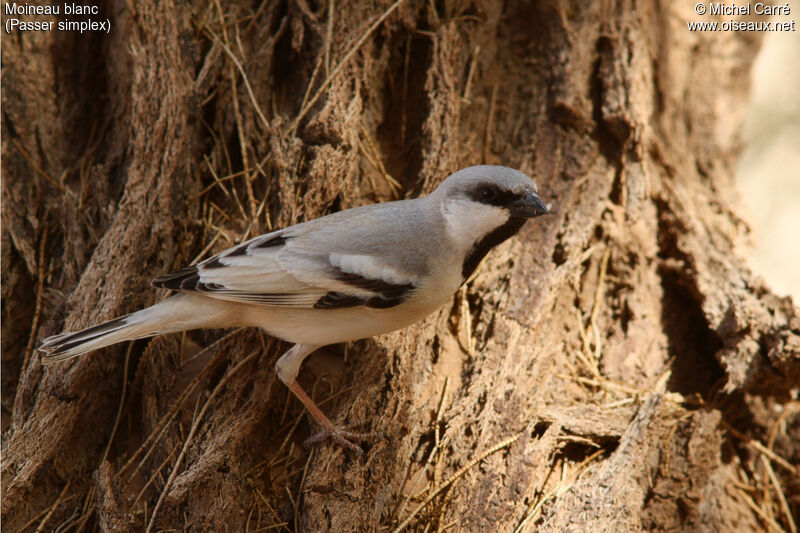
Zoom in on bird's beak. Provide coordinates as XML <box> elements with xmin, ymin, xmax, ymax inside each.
<box><xmin>510</xmin><ymin>190</ymin><xmax>549</xmax><ymax>218</ymax></box>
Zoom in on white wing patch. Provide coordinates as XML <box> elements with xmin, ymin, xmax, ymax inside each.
<box><xmin>329</xmin><ymin>253</ymin><xmax>416</xmax><ymax>286</ymax></box>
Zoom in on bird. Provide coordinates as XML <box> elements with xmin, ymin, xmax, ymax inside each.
<box><xmin>38</xmin><ymin>165</ymin><xmax>549</xmax><ymax>453</ymax></box>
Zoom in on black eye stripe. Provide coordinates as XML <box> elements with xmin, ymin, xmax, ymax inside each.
<box><xmin>468</xmin><ymin>185</ymin><xmax>521</xmax><ymax>207</ymax></box>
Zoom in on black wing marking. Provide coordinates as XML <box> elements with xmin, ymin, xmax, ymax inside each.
<box><xmin>313</xmin><ymin>292</ymin><xmax>365</xmax><ymax>309</ymax></box>
<box><xmin>227</xmin><ymin>245</ymin><xmax>249</xmax><ymax>257</ymax></box>
<box><xmin>254</xmin><ymin>234</ymin><xmax>287</xmax><ymax>248</ymax></box>
<box><xmin>203</xmin><ymin>234</ymin><xmax>288</xmax><ymax>269</ymax></box>
<box><xmin>151</xmin><ymin>268</ymin><xmax>226</xmax><ymax>292</ymax></box>
<box><xmin>152</xmin><ymin>232</ymin><xmax>291</xmax><ymax>288</ymax></box>
<box><xmin>313</xmin><ymin>267</ymin><xmax>416</xmax><ymax>309</ymax></box>
<box><xmin>151</xmin><ymin>266</ymin><xmax>200</xmax><ymax>290</ymax></box>
<box><xmin>203</xmin><ymin>257</ymin><xmax>225</xmax><ymax>269</ymax></box>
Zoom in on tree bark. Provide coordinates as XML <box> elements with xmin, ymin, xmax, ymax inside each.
<box><xmin>2</xmin><ymin>1</ymin><xmax>798</xmax><ymax>532</ymax></box>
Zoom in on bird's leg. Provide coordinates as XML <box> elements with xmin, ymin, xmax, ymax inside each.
<box><xmin>286</xmin><ymin>380</ymin><xmax>385</xmax><ymax>454</ymax></box>
<box><xmin>276</xmin><ymin>343</ymin><xmax>385</xmax><ymax>454</ymax></box>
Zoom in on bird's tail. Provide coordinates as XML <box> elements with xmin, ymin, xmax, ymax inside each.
<box><xmin>38</xmin><ymin>293</ymin><xmax>236</xmax><ymax>363</ymax></box>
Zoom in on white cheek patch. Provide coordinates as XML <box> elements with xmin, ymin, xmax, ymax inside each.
<box><xmin>441</xmin><ymin>197</ymin><xmax>510</xmax><ymax>249</ymax></box>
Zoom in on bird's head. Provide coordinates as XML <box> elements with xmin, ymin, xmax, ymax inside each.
<box><xmin>431</xmin><ymin>165</ymin><xmax>548</xmax><ymax>251</ymax></box>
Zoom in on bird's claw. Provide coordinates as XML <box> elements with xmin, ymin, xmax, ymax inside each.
<box><xmin>303</xmin><ymin>422</ymin><xmax>387</xmax><ymax>455</ymax></box>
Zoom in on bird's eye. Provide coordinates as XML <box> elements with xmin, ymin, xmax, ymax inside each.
<box><xmin>480</xmin><ymin>187</ymin><xmax>497</xmax><ymax>201</ymax></box>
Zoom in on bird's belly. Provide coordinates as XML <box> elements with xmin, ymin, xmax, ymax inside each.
<box><xmin>240</xmin><ymin>300</ymin><xmax>444</xmax><ymax>346</ymax></box>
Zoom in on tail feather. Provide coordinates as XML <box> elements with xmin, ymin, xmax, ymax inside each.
<box><xmin>38</xmin><ymin>314</ymin><xmax>136</xmax><ymax>362</ymax></box>
<box><xmin>37</xmin><ymin>293</ymin><xmax>236</xmax><ymax>364</ymax></box>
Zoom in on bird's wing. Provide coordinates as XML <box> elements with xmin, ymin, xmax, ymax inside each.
<box><xmin>151</xmin><ymin>208</ymin><xmax>424</xmax><ymax>309</ymax></box>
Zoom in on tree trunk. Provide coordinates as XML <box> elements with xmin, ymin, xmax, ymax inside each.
<box><xmin>3</xmin><ymin>1</ymin><xmax>798</xmax><ymax>531</ymax></box>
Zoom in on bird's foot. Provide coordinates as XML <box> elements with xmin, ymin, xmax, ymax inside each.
<box><xmin>303</xmin><ymin>422</ymin><xmax>386</xmax><ymax>455</ymax></box>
